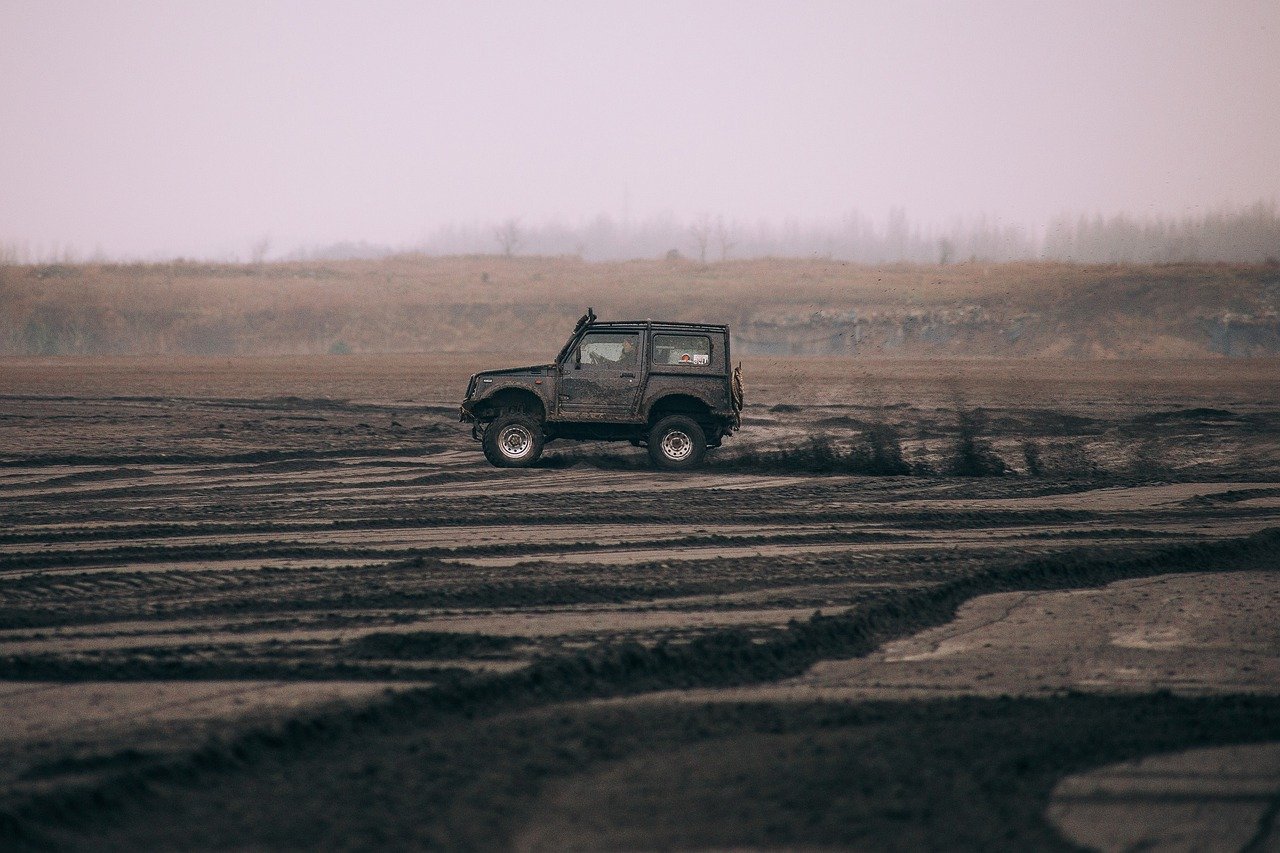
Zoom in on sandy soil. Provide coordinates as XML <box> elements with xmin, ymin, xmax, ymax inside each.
<box><xmin>622</xmin><ymin>569</ymin><xmax>1280</xmax><ymax>703</ymax></box>
<box><xmin>1</xmin><ymin>354</ymin><xmax>1278</xmax><ymax>849</ymax></box>
<box><xmin>1048</xmin><ymin>742</ymin><xmax>1280</xmax><ymax>851</ymax></box>
<box><xmin>0</xmin><ymin>679</ymin><xmax>421</xmax><ymax>802</ymax></box>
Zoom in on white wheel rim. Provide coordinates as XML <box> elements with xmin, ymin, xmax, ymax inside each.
<box><xmin>660</xmin><ymin>429</ymin><xmax>692</xmax><ymax>461</ymax></box>
<box><xmin>499</xmin><ymin>424</ymin><xmax>533</xmax><ymax>459</ymax></box>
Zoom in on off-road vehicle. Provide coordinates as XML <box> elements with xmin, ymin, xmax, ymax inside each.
<box><xmin>460</xmin><ymin>308</ymin><xmax>743</xmax><ymax>469</ymax></box>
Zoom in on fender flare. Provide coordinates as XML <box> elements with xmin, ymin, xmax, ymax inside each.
<box><xmin>643</xmin><ymin>391</ymin><xmax>717</xmax><ymax>423</ymax></box>
<box><xmin>471</xmin><ymin>384</ymin><xmax>547</xmax><ymax>420</ymax></box>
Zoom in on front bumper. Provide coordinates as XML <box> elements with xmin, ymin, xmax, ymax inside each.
<box><xmin>460</xmin><ymin>402</ymin><xmax>482</xmax><ymax>443</ymax></box>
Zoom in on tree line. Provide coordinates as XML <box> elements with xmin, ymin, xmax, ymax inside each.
<box><xmin>3</xmin><ymin>201</ymin><xmax>1276</xmax><ymax>266</ymax></box>
<box><xmin>305</xmin><ymin>202</ymin><xmax>1280</xmax><ymax>265</ymax></box>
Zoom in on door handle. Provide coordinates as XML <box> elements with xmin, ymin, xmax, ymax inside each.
<box><xmin>620</xmin><ymin>372</ymin><xmax>636</xmax><ymax>378</ymax></box>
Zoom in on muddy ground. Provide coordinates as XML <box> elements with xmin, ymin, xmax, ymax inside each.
<box><xmin>1</xmin><ymin>354</ymin><xmax>1278</xmax><ymax>850</ymax></box>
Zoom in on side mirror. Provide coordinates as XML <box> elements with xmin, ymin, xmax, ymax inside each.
<box><xmin>574</xmin><ymin>347</ymin><xmax>582</xmax><ymax>370</ymax></box>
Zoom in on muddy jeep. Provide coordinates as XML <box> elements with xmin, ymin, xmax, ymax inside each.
<box><xmin>460</xmin><ymin>308</ymin><xmax>743</xmax><ymax>469</ymax></box>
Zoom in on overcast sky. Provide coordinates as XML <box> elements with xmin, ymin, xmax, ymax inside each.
<box><xmin>2</xmin><ymin>0</ymin><xmax>1277</xmax><ymax>259</ymax></box>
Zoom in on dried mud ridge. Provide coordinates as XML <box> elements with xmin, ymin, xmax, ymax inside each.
<box><xmin>3</xmin><ymin>530</ymin><xmax>1279</xmax><ymax>849</ymax></box>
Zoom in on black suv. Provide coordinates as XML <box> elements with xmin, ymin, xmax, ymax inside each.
<box><xmin>461</xmin><ymin>308</ymin><xmax>743</xmax><ymax>469</ymax></box>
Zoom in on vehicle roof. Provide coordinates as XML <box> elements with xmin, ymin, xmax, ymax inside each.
<box><xmin>590</xmin><ymin>320</ymin><xmax>729</xmax><ymax>333</ymax></box>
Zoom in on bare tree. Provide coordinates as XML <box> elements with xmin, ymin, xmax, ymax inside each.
<box><xmin>248</xmin><ymin>235</ymin><xmax>272</xmax><ymax>265</ymax></box>
<box><xmin>494</xmin><ymin>218</ymin><xmax>522</xmax><ymax>257</ymax></box>
<box><xmin>0</xmin><ymin>240</ymin><xmax>27</xmax><ymax>265</ymax></box>
<box><xmin>713</xmin><ymin>216</ymin><xmax>737</xmax><ymax>261</ymax></box>
<box><xmin>938</xmin><ymin>238</ymin><xmax>954</xmax><ymax>265</ymax></box>
<box><xmin>689</xmin><ymin>213</ymin><xmax>712</xmax><ymax>263</ymax></box>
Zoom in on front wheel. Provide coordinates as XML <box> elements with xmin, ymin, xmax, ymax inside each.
<box><xmin>647</xmin><ymin>415</ymin><xmax>706</xmax><ymax>470</ymax></box>
<box><xmin>482</xmin><ymin>413</ymin><xmax>545</xmax><ymax>468</ymax></box>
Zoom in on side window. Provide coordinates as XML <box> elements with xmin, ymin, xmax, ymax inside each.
<box><xmin>577</xmin><ymin>332</ymin><xmax>639</xmax><ymax>369</ymax></box>
<box><xmin>653</xmin><ymin>334</ymin><xmax>711</xmax><ymax>366</ymax></box>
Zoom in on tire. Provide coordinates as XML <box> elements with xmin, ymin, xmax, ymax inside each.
<box><xmin>647</xmin><ymin>415</ymin><xmax>706</xmax><ymax>470</ymax></box>
<box><xmin>482</xmin><ymin>413</ymin><xmax>544</xmax><ymax>468</ymax></box>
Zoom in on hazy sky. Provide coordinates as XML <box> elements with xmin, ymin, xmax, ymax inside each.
<box><xmin>2</xmin><ymin>0</ymin><xmax>1277</xmax><ymax>259</ymax></box>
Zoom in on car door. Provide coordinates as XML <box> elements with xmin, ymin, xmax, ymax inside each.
<box><xmin>556</xmin><ymin>330</ymin><xmax>643</xmax><ymax>419</ymax></box>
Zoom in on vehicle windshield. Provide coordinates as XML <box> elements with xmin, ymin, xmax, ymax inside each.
<box><xmin>555</xmin><ymin>310</ymin><xmax>595</xmax><ymax>364</ymax></box>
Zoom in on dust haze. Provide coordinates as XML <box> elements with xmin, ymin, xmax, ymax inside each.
<box><xmin>2</xmin><ymin>0</ymin><xmax>1278</xmax><ymax>261</ymax></box>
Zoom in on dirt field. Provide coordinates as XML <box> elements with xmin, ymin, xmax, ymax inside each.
<box><xmin>2</xmin><ymin>354</ymin><xmax>1278</xmax><ymax>850</ymax></box>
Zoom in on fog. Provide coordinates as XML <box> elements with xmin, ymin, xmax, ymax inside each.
<box><xmin>2</xmin><ymin>0</ymin><xmax>1277</xmax><ymax>262</ymax></box>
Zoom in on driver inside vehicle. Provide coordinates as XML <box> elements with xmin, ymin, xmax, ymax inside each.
<box><xmin>617</xmin><ymin>337</ymin><xmax>637</xmax><ymax>366</ymax></box>
<box><xmin>588</xmin><ymin>336</ymin><xmax>638</xmax><ymax>366</ymax></box>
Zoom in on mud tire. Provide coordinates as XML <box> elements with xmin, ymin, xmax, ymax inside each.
<box><xmin>482</xmin><ymin>413</ymin><xmax>545</xmax><ymax>468</ymax></box>
<box><xmin>648</xmin><ymin>415</ymin><xmax>706</xmax><ymax>470</ymax></box>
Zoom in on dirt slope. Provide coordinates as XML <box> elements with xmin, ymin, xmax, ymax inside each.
<box><xmin>2</xmin><ymin>257</ymin><xmax>1277</xmax><ymax>357</ymax></box>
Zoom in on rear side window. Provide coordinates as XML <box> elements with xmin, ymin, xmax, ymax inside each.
<box><xmin>653</xmin><ymin>334</ymin><xmax>711</xmax><ymax>366</ymax></box>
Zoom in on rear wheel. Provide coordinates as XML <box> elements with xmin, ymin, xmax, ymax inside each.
<box><xmin>482</xmin><ymin>413</ymin><xmax>544</xmax><ymax>468</ymax></box>
<box><xmin>648</xmin><ymin>415</ymin><xmax>706</xmax><ymax>470</ymax></box>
